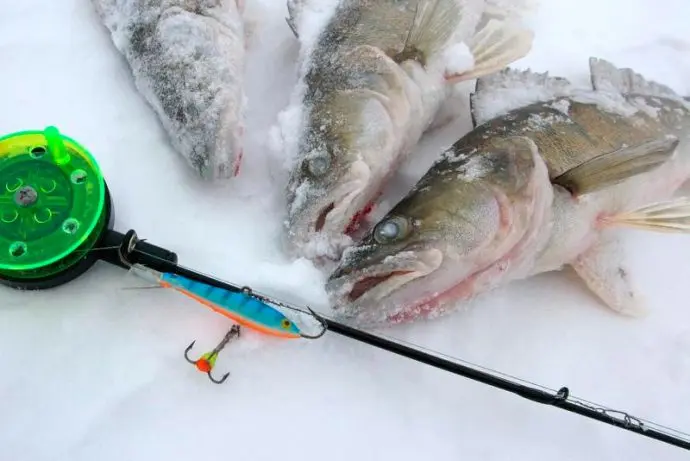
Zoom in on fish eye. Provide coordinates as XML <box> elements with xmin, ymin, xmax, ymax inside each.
<box><xmin>306</xmin><ymin>155</ymin><xmax>330</xmax><ymax>177</ymax></box>
<box><xmin>280</xmin><ymin>319</ymin><xmax>292</xmax><ymax>329</ymax></box>
<box><xmin>373</xmin><ymin>216</ymin><xmax>410</xmax><ymax>244</ymax></box>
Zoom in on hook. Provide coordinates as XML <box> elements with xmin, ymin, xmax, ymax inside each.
<box><xmin>184</xmin><ymin>325</ymin><xmax>241</xmax><ymax>384</ymax></box>
<box><xmin>299</xmin><ymin>307</ymin><xmax>328</xmax><ymax>339</ymax></box>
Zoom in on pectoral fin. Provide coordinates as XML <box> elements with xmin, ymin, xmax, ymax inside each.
<box><xmin>570</xmin><ymin>236</ymin><xmax>646</xmax><ymax>317</ymax></box>
<box><xmin>553</xmin><ymin>136</ymin><xmax>680</xmax><ymax>196</ymax></box>
<box><xmin>600</xmin><ymin>196</ymin><xmax>690</xmax><ymax>233</ymax></box>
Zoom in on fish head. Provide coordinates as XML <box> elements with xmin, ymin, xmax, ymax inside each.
<box><xmin>326</xmin><ymin>136</ymin><xmax>553</xmax><ymax>326</ymax></box>
<box><xmin>285</xmin><ymin>88</ymin><xmax>396</xmax><ymax>259</ymax></box>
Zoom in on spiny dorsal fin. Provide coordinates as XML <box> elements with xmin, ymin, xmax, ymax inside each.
<box><xmin>469</xmin><ymin>92</ymin><xmax>479</xmax><ymax>128</ymax></box>
<box><xmin>469</xmin><ymin>67</ymin><xmax>572</xmax><ymax>126</ymax></box>
<box><xmin>589</xmin><ymin>57</ymin><xmax>681</xmax><ymax>100</ymax></box>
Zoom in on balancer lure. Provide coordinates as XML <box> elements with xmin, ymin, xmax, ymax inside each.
<box><xmin>128</xmin><ymin>263</ymin><xmax>326</xmax><ymax>383</ymax></box>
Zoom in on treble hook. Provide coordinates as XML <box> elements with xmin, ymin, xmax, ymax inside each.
<box><xmin>299</xmin><ymin>307</ymin><xmax>329</xmax><ymax>339</ymax></box>
<box><xmin>184</xmin><ymin>325</ymin><xmax>241</xmax><ymax>384</ymax></box>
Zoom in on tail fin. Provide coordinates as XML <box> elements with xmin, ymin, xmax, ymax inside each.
<box><xmin>601</xmin><ymin>197</ymin><xmax>690</xmax><ymax>233</ymax></box>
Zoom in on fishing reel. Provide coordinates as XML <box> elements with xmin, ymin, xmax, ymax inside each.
<box><xmin>0</xmin><ymin>126</ymin><xmax>178</xmax><ymax>290</ymax></box>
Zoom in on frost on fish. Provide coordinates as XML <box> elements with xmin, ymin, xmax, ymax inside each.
<box><xmin>470</xmin><ymin>58</ymin><xmax>690</xmax><ymax>129</ymax></box>
<box><xmin>325</xmin><ymin>56</ymin><xmax>690</xmax><ymax>327</ymax></box>
<box><xmin>468</xmin><ymin>67</ymin><xmax>640</xmax><ymax>126</ymax></box>
<box><xmin>91</xmin><ymin>0</ymin><xmax>246</xmax><ymax>180</ymax></box>
<box><xmin>280</xmin><ymin>0</ymin><xmax>538</xmax><ymax>261</ymax></box>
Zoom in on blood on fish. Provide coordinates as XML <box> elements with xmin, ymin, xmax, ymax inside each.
<box><xmin>345</xmin><ymin>199</ymin><xmax>377</xmax><ymax>235</ymax></box>
<box><xmin>233</xmin><ymin>125</ymin><xmax>245</xmax><ymax>176</ymax></box>
<box><xmin>233</xmin><ymin>149</ymin><xmax>243</xmax><ymax>176</ymax></box>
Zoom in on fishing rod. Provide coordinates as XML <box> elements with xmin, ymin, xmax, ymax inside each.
<box><xmin>107</xmin><ymin>228</ymin><xmax>690</xmax><ymax>453</ymax></box>
<box><xmin>1</xmin><ymin>126</ymin><xmax>689</xmax><ymax>452</ymax></box>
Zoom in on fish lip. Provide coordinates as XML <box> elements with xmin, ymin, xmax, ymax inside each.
<box><xmin>347</xmin><ymin>270</ymin><xmax>413</xmax><ymax>302</ymax></box>
<box><xmin>327</xmin><ymin>248</ymin><xmax>444</xmax><ymax>318</ymax></box>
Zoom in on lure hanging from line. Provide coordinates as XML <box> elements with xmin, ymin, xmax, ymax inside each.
<box><xmin>126</xmin><ymin>263</ymin><xmax>326</xmax><ymax>383</ymax></box>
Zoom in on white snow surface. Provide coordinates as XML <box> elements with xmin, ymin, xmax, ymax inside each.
<box><xmin>2</xmin><ymin>1</ymin><xmax>690</xmax><ymax>460</ymax></box>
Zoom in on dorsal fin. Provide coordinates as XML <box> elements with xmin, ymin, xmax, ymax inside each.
<box><xmin>469</xmin><ymin>67</ymin><xmax>573</xmax><ymax>126</ymax></box>
<box><xmin>589</xmin><ymin>57</ymin><xmax>681</xmax><ymax>100</ymax></box>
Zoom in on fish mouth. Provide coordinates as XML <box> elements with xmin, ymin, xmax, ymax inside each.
<box><xmin>315</xmin><ymin>202</ymin><xmax>335</xmax><ymax>232</ymax></box>
<box><xmin>327</xmin><ymin>248</ymin><xmax>444</xmax><ymax>322</ymax></box>
<box><xmin>348</xmin><ymin>270</ymin><xmax>413</xmax><ymax>302</ymax></box>
<box><xmin>286</xmin><ymin>160</ymin><xmax>376</xmax><ymax>260</ymax></box>
<box><xmin>302</xmin><ymin>160</ymin><xmax>373</xmax><ymax>236</ymax></box>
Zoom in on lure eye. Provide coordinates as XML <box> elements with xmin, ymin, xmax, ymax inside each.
<box><xmin>373</xmin><ymin>216</ymin><xmax>410</xmax><ymax>244</ymax></box>
<box><xmin>280</xmin><ymin>319</ymin><xmax>292</xmax><ymax>329</ymax></box>
<box><xmin>306</xmin><ymin>155</ymin><xmax>330</xmax><ymax>177</ymax></box>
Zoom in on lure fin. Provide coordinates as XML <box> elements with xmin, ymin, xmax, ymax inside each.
<box><xmin>116</xmin><ymin>264</ymin><xmax>166</xmax><ymax>293</ymax></box>
<box><xmin>552</xmin><ymin>136</ymin><xmax>680</xmax><ymax>196</ymax></box>
<box><xmin>600</xmin><ymin>196</ymin><xmax>690</xmax><ymax>233</ymax></box>
<box><xmin>445</xmin><ymin>18</ymin><xmax>534</xmax><ymax>84</ymax></box>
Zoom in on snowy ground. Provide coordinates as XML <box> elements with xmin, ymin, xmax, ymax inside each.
<box><xmin>2</xmin><ymin>0</ymin><xmax>690</xmax><ymax>460</ymax></box>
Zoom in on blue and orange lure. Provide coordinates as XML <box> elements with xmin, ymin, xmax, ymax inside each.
<box><xmin>129</xmin><ymin>264</ymin><xmax>326</xmax><ymax>383</ymax></box>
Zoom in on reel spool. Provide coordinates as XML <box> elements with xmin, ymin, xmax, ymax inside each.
<box><xmin>0</xmin><ymin>126</ymin><xmax>114</xmax><ymax>289</ymax></box>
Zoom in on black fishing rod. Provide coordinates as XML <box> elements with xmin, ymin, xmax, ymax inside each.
<box><xmin>103</xmin><ymin>229</ymin><xmax>690</xmax><ymax>453</ymax></box>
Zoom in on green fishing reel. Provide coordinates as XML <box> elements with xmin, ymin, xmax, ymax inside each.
<box><xmin>0</xmin><ymin>126</ymin><xmax>115</xmax><ymax>289</ymax></box>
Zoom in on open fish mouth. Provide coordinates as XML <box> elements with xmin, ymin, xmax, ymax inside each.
<box><xmin>327</xmin><ymin>248</ymin><xmax>444</xmax><ymax>320</ymax></box>
<box><xmin>313</xmin><ymin>173</ymin><xmax>373</xmax><ymax>235</ymax></box>
<box><xmin>314</xmin><ymin>195</ymin><xmax>377</xmax><ymax>235</ymax></box>
<box><xmin>315</xmin><ymin>202</ymin><xmax>335</xmax><ymax>232</ymax></box>
<box><xmin>347</xmin><ymin>270</ymin><xmax>414</xmax><ymax>302</ymax></box>
<box><xmin>287</xmin><ymin>161</ymin><xmax>380</xmax><ymax>261</ymax></box>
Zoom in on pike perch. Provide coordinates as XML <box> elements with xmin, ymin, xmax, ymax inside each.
<box><xmin>92</xmin><ymin>0</ymin><xmax>246</xmax><ymax>180</ymax></box>
<box><xmin>326</xmin><ymin>57</ymin><xmax>690</xmax><ymax>326</ymax></box>
<box><xmin>280</xmin><ymin>0</ymin><xmax>536</xmax><ymax>260</ymax></box>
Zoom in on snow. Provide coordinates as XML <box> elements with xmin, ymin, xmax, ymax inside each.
<box><xmin>1</xmin><ymin>0</ymin><xmax>690</xmax><ymax>460</ymax></box>
<box><xmin>442</xmin><ymin>42</ymin><xmax>475</xmax><ymax>76</ymax></box>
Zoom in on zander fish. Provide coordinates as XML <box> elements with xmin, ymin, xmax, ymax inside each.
<box><xmin>92</xmin><ymin>0</ymin><xmax>246</xmax><ymax>180</ymax></box>
<box><xmin>325</xmin><ymin>57</ymin><xmax>690</xmax><ymax>326</ymax></box>
<box><xmin>279</xmin><ymin>0</ymin><xmax>536</xmax><ymax>260</ymax></box>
